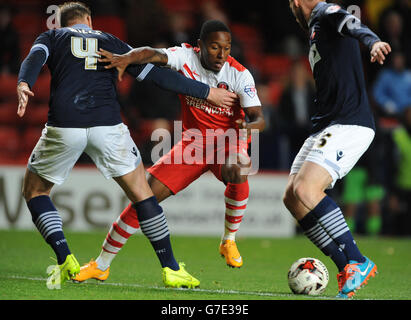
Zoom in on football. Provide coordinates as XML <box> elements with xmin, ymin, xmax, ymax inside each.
<box><xmin>287</xmin><ymin>257</ymin><xmax>329</xmax><ymax>295</ymax></box>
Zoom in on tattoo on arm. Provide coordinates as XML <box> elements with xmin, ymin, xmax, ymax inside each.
<box><xmin>130</xmin><ymin>47</ymin><xmax>168</xmax><ymax>65</ymax></box>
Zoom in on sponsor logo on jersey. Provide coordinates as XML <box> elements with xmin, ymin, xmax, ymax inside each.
<box><xmin>185</xmin><ymin>96</ymin><xmax>234</xmax><ymax>117</ymax></box>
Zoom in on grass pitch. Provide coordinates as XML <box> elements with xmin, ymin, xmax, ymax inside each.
<box><xmin>1</xmin><ymin>230</ymin><xmax>411</xmax><ymax>300</ymax></box>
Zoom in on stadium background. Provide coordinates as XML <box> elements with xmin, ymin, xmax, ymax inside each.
<box><xmin>0</xmin><ymin>0</ymin><xmax>410</xmax><ymax>238</ymax></box>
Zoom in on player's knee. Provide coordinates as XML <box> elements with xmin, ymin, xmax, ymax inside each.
<box><xmin>21</xmin><ymin>185</ymin><xmax>30</xmax><ymax>202</ymax></box>
<box><xmin>22</xmin><ymin>182</ymin><xmax>45</xmax><ymax>202</ymax></box>
<box><xmin>147</xmin><ymin>174</ymin><xmax>172</xmax><ymax>202</ymax></box>
<box><xmin>222</xmin><ymin>163</ymin><xmax>247</xmax><ymax>184</ymax></box>
<box><xmin>293</xmin><ymin>179</ymin><xmax>315</xmax><ymax>205</ymax></box>
<box><xmin>282</xmin><ymin>187</ymin><xmax>294</xmax><ymax>210</ymax></box>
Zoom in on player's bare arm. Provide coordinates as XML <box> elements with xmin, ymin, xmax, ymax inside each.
<box><xmin>98</xmin><ymin>47</ymin><xmax>167</xmax><ymax>81</ymax></box>
<box><xmin>371</xmin><ymin>41</ymin><xmax>392</xmax><ymax>65</ymax></box>
<box><xmin>236</xmin><ymin>106</ymin><xmax>265</xmax><ymax>140</ymax></box>
<box><xmin>16</xmin><ymin>81</ymin><xmax>34</xmax><ymax>117</ymax></box>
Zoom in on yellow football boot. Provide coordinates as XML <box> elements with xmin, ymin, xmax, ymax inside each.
<box><xmin>219</xmin><ymin>239</ymin><xmax>243</xmax><ymax>268</ymax></box>
<box><xmin>72</xmin><ymin>260</ymin><xmax>110</xmax><ymax>282</ymax></box>
<box><xmin>47</xmin><ymin>254</ymin><xmax>80</xmax><ymax>289</ymax></box>
<box><xmin>162</xmin><ymin>262</ymin><xmax>200</xmax><ymax>289</ymax></box>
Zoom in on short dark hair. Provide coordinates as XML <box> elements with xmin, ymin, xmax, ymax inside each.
<box><xmin>59</xmin><ymin>2</ymin><xmax>91</xmax><ymax>27</ymax></box>
<box><xmin>199</xmin><ymin>20</ymin><xmax>231</xmax><ymax>42</ymax></box>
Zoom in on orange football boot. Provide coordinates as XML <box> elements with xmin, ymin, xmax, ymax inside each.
<box><xmin>72</xmin><ymin>260</ymin><xmax>110</xmax><ymax>282</ymax></box>
<box><xmin>219</xmin><ymin>239</ymin><xmax>243</xmax><ymax>268</ymax></box>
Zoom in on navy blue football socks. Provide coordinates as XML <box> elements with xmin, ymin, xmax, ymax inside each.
<box><xmin>299</xmin><ymin>211</ymin><xmax>348</xmax><ymax>271</ymax></box>
<box><xmin>133</xmin><ymin>196</ymin><xmax>180</xmax><ymax>271</ymax></box>
<box><xmin>27</xmin><ymin>195</ymin><xmax>71</xmax><ymax>264</ymax></box>
<box><xmin>310</xmin><ymin>196</ymin><xmax>366</xmax><ymax>264</ymax></box>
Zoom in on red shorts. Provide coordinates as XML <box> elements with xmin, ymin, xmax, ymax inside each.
<box><xmin>147</xmin><ymin>138</ymin><xmax>249</xmax><ymax>194</ymax></box>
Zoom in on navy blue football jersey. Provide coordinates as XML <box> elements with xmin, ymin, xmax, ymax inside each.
<box><xmin>307</xmin><ymin>2</ymin><xmax>380</xmax><ymax>134</ymax></box>
<box><xmin>30</xmin><ymin>24</ymin><xmax>149</xmax><ymax>128</ymax></box>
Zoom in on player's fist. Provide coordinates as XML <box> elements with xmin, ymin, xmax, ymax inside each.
<box><xmin>235</xmin><ymin>119</ymin><xmax>247</xmax><ymax>129</ymax></box>
<box><xmin>207</xmin><ymin>88</ymin><xmax>238</xmax><ymax>109</ymax></box>
<box><xmin>371</xmin><ymin>42</ymin><xmax>391</xmax><ymax>65</ymax></box>
<box><xmin>17</xmin><ymin>81</ymin><xmax>34</xmax><ymax>118</ymax></box>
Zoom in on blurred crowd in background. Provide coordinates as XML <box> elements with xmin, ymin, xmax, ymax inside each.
<box><xmin>0</xmin><ymin>0</ymin><xmax>410</xmax><ymax>237</ymax></box>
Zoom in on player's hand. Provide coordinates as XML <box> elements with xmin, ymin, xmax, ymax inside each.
<box><xmin>235</xmin><ymin>119</ymin><xmax>250</xmax><ymax>140</ymax></box>
<box><xmin>371</xmin><ymin>42</ymin><xmax>391</xmax><ymax>65</ymax></box>
<box><xmin>17</xmin><ymin>81</ymin><xmax>34</xmax><ymax>118</ymax></box>
<box><xmin>236</xmin><ymin>119</ymin><xmax>247</xmax><ymax>129</ymax></box>
<box><xmin>97</xmin><ymin>48</ymin><xmax>131</xmax><ymax>81</ymax></box>
<box><xmin>207</xmin><ymin>88</ymin><xmax>238</xmax><ymax>109</ymax></box>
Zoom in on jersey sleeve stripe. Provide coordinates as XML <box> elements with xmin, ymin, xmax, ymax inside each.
<box><xmin>30</xmin><ymin>44</ymin><xmax>49</xmax><ymax>65</ymax></box>
<box><xmin>136</xmin><ymin>63</ymin><xmax>154</xmax><ymax>82</ymax></box>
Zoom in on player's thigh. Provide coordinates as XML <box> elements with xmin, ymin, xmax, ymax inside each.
<box><xmin>27</xmin><ymin>125</ymin><xmax>87</xmax><ymax>186</ymax></box>
<box><xmin>85</xmin><ymin>123</ymin><xmax>141</xmax><ymax>180</ymax></box>
<box><xmin>147</xmin><ymin>140</ymin><xmax>208</xmax><ymax>195</ymax></box>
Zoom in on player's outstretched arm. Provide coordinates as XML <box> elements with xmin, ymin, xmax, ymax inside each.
<box><xmin>98</xmin><ymin>47</ymin><xmax>167</xmax><ymax>81</ymax></box>
<box><xmin>136</xmin><ymin>65</ymin><xmax>237</xmax><ymax>109</ymax></box>
<box><xmin>324</xmin><ymin>6</ymin><xmax>392</xmax><ymax>64</ymax></box>
<box><xmin>341</xmin><ymin>23</ymin><xmax>391</xmax><ymax>65</ymax></box>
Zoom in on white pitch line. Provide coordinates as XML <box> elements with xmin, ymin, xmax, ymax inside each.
<box><xmin>4</xmin><ymin>274</ymin><xmax>337</xmax><ymax>300</ymax></box>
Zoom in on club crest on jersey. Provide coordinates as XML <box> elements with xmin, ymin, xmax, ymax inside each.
<box><xmin>244</xmin><ymin>85</ymin><xmax>256</xmax><ymax>98</ymax></box>
<box><xmin>217</xmin><ymin>82</ymin><xmax>229</xmax><ymax>90</ymax></box>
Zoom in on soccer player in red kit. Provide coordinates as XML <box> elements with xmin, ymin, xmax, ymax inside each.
<box><xmin>74</xmin><ymin>20</ymin><xmax>265</xmax><ymax>283</ymax></box>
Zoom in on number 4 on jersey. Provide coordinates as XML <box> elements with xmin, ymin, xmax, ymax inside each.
<box><xmin>71</xmin><ymin>36</ymin><xmax>98</xmax><ymax>70</ymax></box>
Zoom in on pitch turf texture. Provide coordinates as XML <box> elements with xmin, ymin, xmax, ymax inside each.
<box><xmin>1</xmin><ymin>230</ymin><xmax>410</xmax><ymax>300</ymax></box>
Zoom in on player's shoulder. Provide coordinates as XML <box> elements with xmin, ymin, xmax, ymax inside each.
<box><xmin>225</xmin><ymin>55</ymin><xmax>247</xmax><ymax>73</ymax></box>
<box><xmin>166</xmin><ymin>43</ymin><xmax>200</xmax><ymax>62</ymax></box>
<box><xmin>170</xmin><ymin>43</ymin><xmax>198</xmax><ymax>54</ymax></box>
<box><xmin>36</xmin><ymin>28</ymin><xmax>56</xmax><ymax>39</ymax></box>
<box><xmin>315</xmin><ymin>2</ymin><xmax>343</xmax><ymax>18</ymax></box>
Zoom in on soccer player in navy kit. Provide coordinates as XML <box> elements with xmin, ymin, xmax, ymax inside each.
<box><xmin>285</xmin><ymin>0</ymin><xmax>391</xmax><ymax>298</ymax></box>
<box><xmin>16</xmin><ymin>2</ymin><xmax>236</xmax><ymax>288</ymax></box>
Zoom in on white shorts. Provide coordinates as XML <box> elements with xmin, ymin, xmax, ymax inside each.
<box><xmin>28</xmin><ymin>123</ymin><xmax>141</xmax><ymax>185</ymax></box>
<box><xmin>290</xmin><ymin>124</ymin><xmax>375</xmax><ymax>189</ymax></box>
